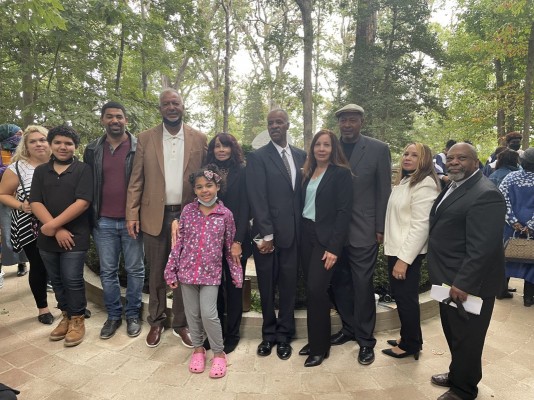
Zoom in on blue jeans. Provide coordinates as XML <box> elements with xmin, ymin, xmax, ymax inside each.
<box><xmin>39</xmin><ymin>250</ymin><xmax>87</xmax><ymax>316</ymax></box>
<box><xmin>93</xmin><ymin>217</ymin><xmax>145</xmax><ymax>319</ymax></box>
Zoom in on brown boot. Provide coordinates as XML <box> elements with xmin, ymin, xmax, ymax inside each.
<box><xmin>64</xmin><ymin>315</ymin><xmax>85</xmax><ymax>347</ymax></box>
<box><xmin>50</xmin><ymin>311</ymin><xmax>69</xmax><ymax>341</ymax></box>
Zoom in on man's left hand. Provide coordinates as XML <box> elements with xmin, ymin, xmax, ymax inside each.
<box><xmin>449</xmin><ymin>285</ymin><xmax>468</xmax><ymax>303</ymax></box>
<box><xmin>376</xmin><ymin>232</ymin><xmax>384</xmax><ymax>244</ymax></box>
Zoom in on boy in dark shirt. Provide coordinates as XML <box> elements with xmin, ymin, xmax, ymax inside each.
<box><xmin>30</xmin><ymin>125</ymin><xmax>93</xmax><ymax>347</ymax></box>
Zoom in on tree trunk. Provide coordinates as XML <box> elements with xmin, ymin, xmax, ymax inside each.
<box><xmin>523</xmin><ymin>21</ymin><xmax>534</xmax><ymax>149</ymax></box>
<box><xmin>296</xmin><ymin>0</ymin><xmax>313</xmax><ymax>149</ymax></box>
<box><xmin>221</xmin><ymin>0</ymin><xmax>232</xmax><ymax>133</ymax></box>
<box><xmin>140</xmin><ymin>0</ymin><xmax>148</xmax><ymax>97</ymax></box>
<box><xmin>115</xmin><ymin>21</ymin><xmax>126</xmax><ymax>95</ymax></box>
<box><xmin>494</xmin><ymin>59</ymin><xmax>506</xmax><ymax>139</ymax></box>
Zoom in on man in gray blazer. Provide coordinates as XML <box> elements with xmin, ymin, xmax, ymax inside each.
<box><xmin>427</xmin><ymin>143</ymin><xmax>505</xmax><ymax>400</ymax></box>
<box><xmin>330</xmin><ymin>104</ymin><xmax>391</xmax><ymax>365</ymax></box>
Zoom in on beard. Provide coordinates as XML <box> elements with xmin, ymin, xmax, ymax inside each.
<box><xmin>447</xmin><ymin>171</ymin><xmax>465</xmax><ymax>181</ymax></box>
<box><xmin>163</xmin><ymin>117</ymin><xmax>182</xmax><ymax>127</ymax></box>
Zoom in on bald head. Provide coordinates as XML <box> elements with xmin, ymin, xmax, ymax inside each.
<box><xmin>446</xmin><ymin>143</ymin><xmax>479</xmax><ymax>182</ymax></box>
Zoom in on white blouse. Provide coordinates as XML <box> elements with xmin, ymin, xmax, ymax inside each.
<box><xmin>383</xmin><ymin>175</ymin><xmax>440</xmax><ymax>264</ymax></box>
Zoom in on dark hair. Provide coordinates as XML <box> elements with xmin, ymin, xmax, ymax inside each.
<box><xmin>302</xmin><ymin>129</ymin><xmax>350</xmax><ymax>181</ymax></box>
<box><xmin>496</xmin><ymin>149</ymin><xmax>519</xmax><ymax>170</ymax></box>
<box><xmin>47</xmin><ymin>125</ymin><xmax>80</xmax><ymax>147</ymax></box>
<box><xmin>206</xmin><ymin>133</ymin><xmax>244</xmax><ymax>167</ymax></box>
<box><xmin>521</xmin><ymin>157</ymin><xmax>534</xmax><ymax>172</ymax></box>
<box><xmin>189</xmin><ymin>164</ymin><xmax>226</xmax><ymax>194</ymax></box>
<box><xmin>493</xmin><ymin>146</ymin><xmax>507</xmax><ymax>157</ymax></box>
<box><xmin>445</xmin><ymin>139</ymin><xmax>457</xmax><ymax>150</ymax></box>
<box><xmin>101</xmin><ymin>101</ymin><xmax>127</xmax><ymax>118</ymax></box>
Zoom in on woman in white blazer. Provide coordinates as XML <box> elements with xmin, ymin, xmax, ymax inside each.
<box><xmin>382</xmin><ymin>143</ymin><xmax>440</xmax><ymax>359</ymax></box>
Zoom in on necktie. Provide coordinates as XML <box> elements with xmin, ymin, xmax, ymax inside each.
<box><xmin>281</xmin><ymin>149</ymin><xmax>292</xmax><ymax>181</ymax></box>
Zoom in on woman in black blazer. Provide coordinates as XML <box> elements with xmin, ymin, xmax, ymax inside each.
<box><xmin>206</xmin><ymin>133</ymin><xmax>251</xmax><ymax>353</ymax></box>
<box><xmin>299</xmin><ymin>129</ymin><xmax>353</xmax><ymax>367</ymax></box>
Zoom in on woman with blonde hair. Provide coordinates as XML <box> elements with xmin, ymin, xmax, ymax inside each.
<box><xmin>0</xmin><ymin>125</ymin><xmax>54</xmax><ymax>324</ymax></box>
<box><xmin>382</xmin><ymin>142</ymin><xmax>440</xmax><ymax>359</ymax></box>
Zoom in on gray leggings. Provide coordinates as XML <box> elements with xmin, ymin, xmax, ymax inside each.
<box><xmin>181</xmin><ymin>284</ymin><xmax>224</xmax><ymax>353</ymax></box>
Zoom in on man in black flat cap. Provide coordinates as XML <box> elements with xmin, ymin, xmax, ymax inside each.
<box><xmin>329</xmin><ymin>103</ymin><xmax>392</xmax><ymax>366</ymax></box>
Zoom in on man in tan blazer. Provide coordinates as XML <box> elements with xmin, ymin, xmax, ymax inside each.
<box><xmin>126</xmin><ymin>88</ymin><xmax>207</xmax><ymax>348</ymax></box>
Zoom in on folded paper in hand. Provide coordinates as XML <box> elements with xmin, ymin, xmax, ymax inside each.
<box><xmin>430</xmin><ymin>284</ymin><xmax>483</xmax><ymax>315</ymax></box>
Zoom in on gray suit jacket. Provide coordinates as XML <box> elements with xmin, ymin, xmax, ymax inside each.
<box><xmin>346</xmin><ymin>135</ymin><xmax>391</xmax><ymax>247</ymax></box>
<box><xmin>427</xmin><ymin>171</ymin><xmax>506</xmax><ymax>297</ymax></box>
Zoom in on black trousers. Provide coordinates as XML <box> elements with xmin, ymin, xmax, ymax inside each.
<box><xmin>387</xmin><ymin>255</ymin><xmax>423</xmax><ymax>353</ymax></box>
<box><xmin>440</xmin><ymin>296</ymin><xmax>495</xmax><ymax>399</ymax></box>
<box><xmin>301</xmin><ymin>219</ymin><xmax>335</xmax><ymax>355</ymax></box>
<box><xmin>331</xmin><ymin>244</ymin><xmax>378</xmax><ymax>347</ymax></box>
<box><xmin>23</xmin><ymin>240</ymin><xmax>49</xmax><ymax>309</ymax></box>
<box><xmin>217</xmin><ymin>238</ymin><xmax>252</xmax><ymax>341</ymax></box>
<box><xmin>252</xmin><ymin>239</ymin><xmax>298</xmax><ymax>343</ymax></box>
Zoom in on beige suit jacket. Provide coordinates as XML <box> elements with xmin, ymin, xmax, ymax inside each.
<box><xmin>126</xmin><ymin>123</ymin><xmax>207</xmax><ymax>236</ymax></box>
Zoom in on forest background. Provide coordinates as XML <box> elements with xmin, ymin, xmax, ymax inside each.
<box><xmin>1</xmin><ymin>0</ymin><xmax>534</xmax><ymax>162</ymax></box>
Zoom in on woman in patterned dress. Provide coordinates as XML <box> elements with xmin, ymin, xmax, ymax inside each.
<box><xmin>499</xmin><ymin>148</ymin><xmax>534</xmax><ymax>306</ymax></box>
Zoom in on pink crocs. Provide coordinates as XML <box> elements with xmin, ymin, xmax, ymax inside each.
<box><xmin>209</xmin><ymin>353</ymin><xmax>227</xmax><ymax>379</ymax></box>
<box><xmin>189</xmin><ymin>348</ymin><xmax>206</xmax><ymax>373</ymax></box>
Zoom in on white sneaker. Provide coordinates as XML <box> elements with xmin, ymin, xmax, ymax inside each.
<box><xmin>0</xmin><ymin>271</ymin><xmax>5</xmax><ymax>289</ymax></box>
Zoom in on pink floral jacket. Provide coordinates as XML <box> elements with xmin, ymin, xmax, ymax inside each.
<box><xmin>164</xmin><ymin>200</ymin><xmax>243</xmax><ymax>288</ymax></box>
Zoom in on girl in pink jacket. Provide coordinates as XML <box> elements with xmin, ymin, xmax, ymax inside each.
<box><xmin>164</xmin><ymin>164</ymin><xmax>242</xmax><ymax>379</ymax></box>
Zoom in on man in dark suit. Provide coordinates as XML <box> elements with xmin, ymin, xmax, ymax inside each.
<box><xmin>246</xmin><ymin>108</ymin><xmax>306</xmax><ymax>360</ymax></box>
<box><xmin>329</xmin><ymin>103</ymin><xmax>391</xmax><ymax>366</ymax></box>
<box><xmin>126</xmin><ymin>89</ymin><xmax>207</xmax><ymax>348</ymax></box>
<box><xmin>427</xmin><ymin>143</ymin><xmax>506</xmax><ymax>400</ymax></box>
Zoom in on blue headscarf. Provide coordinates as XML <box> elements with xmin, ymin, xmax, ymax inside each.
<box><xmin>0</xmin><ymin>124</ymin><xmax>22</xmax><ymax>150</ymax></box>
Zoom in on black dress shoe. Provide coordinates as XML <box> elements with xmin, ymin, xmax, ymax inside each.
<box><xmin>381</xmin><ymin>348</ymin><xmax>419</xmax><ymax>360</ymax></box>
<box><xmin>257</xmin><ymin>340</ymin><xmax>274</xmax><ymax>356</ymax></box>
<box><xmin>358</xmin><ymin>346</ymin><xmax>375</xmax><ymax>365</ymax></box>
<box><xmin>126</xmin><ymin>318</ymin><xmax>141</xmax><ymax>337</ymax></box>
<box><xmin>299</xmin><ymin>343</ymin><xmax>311</xmax><ymax>356</ymax></box>
<box><xmin>431</xmin><ymin>372</ymin><xmax>451</xmax><ymax>387</ymax></box>
<box><xmin>386</xmin><ymin>339</ymin><xmax>399</xmax><ymax>347</ymax></box>
<box><xmin>100</xmin><ymin>319</ymin><xmax>122</xmax><ymax>339</ymax></box>
<box><xmin>496</xmin><ymin>291</ymin><xmax>513</xmax><ymax>299</ymax></box>
<box><xmin>37</xmin><ymin>312</ymin><xmax>54</xmax><ymax>325</ymax></box>
<box><xmin>17</xmin><ymin>263</ymin><xmax>27</xmax><ymax>277</ymax></box>
<box><xmin>437</xmin><ymin>389</ymin><xmax>462</xmax><ymax>400</ymax></box>
<box><xmin>304</xmin><ymin>350</ymin><xmax>330</xmax><ymax>367</ymax></box>
<box><xmin>508</xmin><ymin>287</ymin><xmax>517</xmax><ymax>292</ymax></box>
<box><xmin>223</xmin><ymin>338</ymin><xmax>239</xmax><ymax>354</ymax></box>
<box><xmin>330</xmin><ymin>331</ymin><xmax>354</xmax><ymax>346</ymax></box>
<box><xmin>276</xmin><ymin>342</ymin><xmax>292</xmax><ymax>360</ymax></box>
<box><xmin>524</xmin><ymin>296</ymin><xmax>534</xmax><ymax>307</ymax></box>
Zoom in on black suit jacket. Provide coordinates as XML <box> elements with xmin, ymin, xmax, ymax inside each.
<box><xmin>246</xmin><ymin>142</ymin><xmax>307</xmax><ymax>249</ymax></box>
<box><xmin>427</xmin><ymin>171</ymin><xmax>506</xmax><ymax>297</ymax></box>
<box><xmin>302</xmin><ymin>164</ymin><xmax>353</xmax><ymax>256</ymax></box>
<box><xmin>218</xmin><ymin>164</ymin><xmax>249</xmax><ymax>244</ymax></box>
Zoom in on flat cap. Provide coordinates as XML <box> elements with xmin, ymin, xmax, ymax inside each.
<box><xmin>335</xmin><ymin>103</ymin><xmax>365</xmax><ymax>117</ymax></box>
<box><xmin>521</xmin><ymin>148</ymin><xmax>534</xmax><ymax>163</ymax></box>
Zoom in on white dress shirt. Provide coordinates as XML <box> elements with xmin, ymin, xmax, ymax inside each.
<box><xmin>163</xmin><ymin>124</ymin><xmax>184</xmax><ymax>205</ymax></box>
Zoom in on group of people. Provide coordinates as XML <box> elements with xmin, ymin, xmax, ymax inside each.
<box><xmin>0</xmin><ymin>89</ymin><xmax>524</xmax><ymax>399</ymax></box>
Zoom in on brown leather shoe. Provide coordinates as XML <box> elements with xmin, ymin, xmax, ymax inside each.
<box><xmin>146</xmin><ymin>325</ymin><xmax>164</xmax><ymax>348</ymax></box>
<box><xmin>50</xmin><ymin>311</ymin><xmax>69</xmax><ymax>341</ymax></box>
<box><xmin>431</xmin><ymin>373</ymin><xmax>451</xmax><ymax>387</ymax></box>
<box><xmin>173</xmin><ymin>327</ymin><xmax>193</xmax><ymax>348</ymax></box>
<box><xmin>64</xmin><ymin>315</ymin><xmax>85</xmax><ymax>347</ymax></box>
<box><xmin>437</xmin><ymin>389</ymin><xmax>462</xmax><ymax>400</ymax></box>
